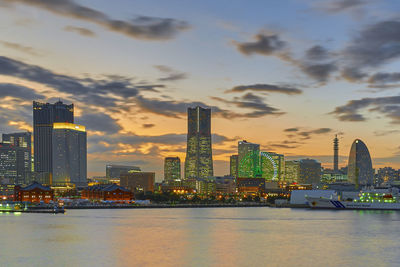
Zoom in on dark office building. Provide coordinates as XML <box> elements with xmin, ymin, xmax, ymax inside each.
<box><xmin>120</xmin><ymin>172</ymin><xmax>155</xmax><ymax>193</ymax></box>
<box><xmin>299</xmin><ymin>158</ymin><xmax>321</xmax><ymax>185</ymax></box>
<box><xmin>348</xmin><ymin>139</ymin><xmax>373</xmax><ymax>187</ymax></box>
<box><xmin>184</xmin><ymin>106</ymin><xmax>213</xmax><ymax>179</ymax></box>
<box><xmin>106</xmin><ymin>164</ymin><xmax>141</xmax><ymax>180</ymax></box>
<box><xmin>33</xmin><ymin>101</ymin><xmax>74</xmax><ymax>174</ymax></box>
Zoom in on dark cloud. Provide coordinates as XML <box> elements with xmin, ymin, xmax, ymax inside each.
<box><xmin>305</xmin><ymin>45</ymin><xmax>330</xmax><ymax>61</ymax></box>
<box><xmin>142</xmin><ymin>123</ymin><xmax>155</xmax><ymax>128</ymax></box>
<box><xmin>316</xmin><ymin>0</ymin><xmax>367</xmax><ymax>13</ymax></box>
<box><xmin>76</xmin><ymin>113</ymin><xmax>122</xmax><ymax>134</ymax></box>
<box><xmin>158</xmin><ymin>72</ymin><xmax>187</xmax><ymax>82</ymax></box>
<box><xmin>374</xmin><ymin>130</ymin><xmax>400</xmax><ymax>137</ymax></box>
<box><xmin>64</xmin><ymin>25</ymin><xmax>96</xmax><ymax>37</ymax></box>
<box><xmin>331</xmin><ymin>96</ymin><xmax>400</xmax><ymax>123</ymax></box>
<box><xmin>233</xmin><ymin>34</ymin><xmax>286</xmax><ymax>56</ymax></box>
<box><xmin>225</xmin><ymin>83</ymin><xmax>302</xmax><ymax>95</ymax></box>
<box><xmin>368</xmin><ymin>72</ymin><xmax>400</xmax><ymax>84</ymax></box>
<box><xmin>344</xmin><ymin>20</ymin><xmax>400</xmax><ymax>70</ymax></box>
<box><xmin>211</xmin><ymin>93</ymin><xmax>285</xmax><ymax>118</ymax></box>
<box><xmin>154</xmin><ymin>65</ymin><xmax>188</xmax><ymax>82</ymax></box>
<box><xmin>0</xmin><ymin>40</ymin><xmax>39</xmax><ymax>56</ymax></box>
<box><xmin>0</xmin><ymin>83</ymin><xmax>45</xmax><ymax>100</ymax></box>
<box><xmin>284</xmin><ymin>127</ymin><xmax>300</xmax><ymax>132</ymax></box>
<box><xmin>297</xmin><ymin>128</ymin><xmax>333</xmax><ymax>139</ymax></box>
<box><xmin>299</xmin><ymin>62</ymin><xmax>338</xmax><ymax>83</ymax></box>
<box><xmin>4</xmin><ymin>0</ymin><xmax>190</xmax><ymax>41</ymax></box>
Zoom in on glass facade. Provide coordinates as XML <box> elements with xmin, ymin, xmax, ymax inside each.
<box><xmin>299</xmin><ymin>158</ymin><xmax>321</xmax><ymax>184</ymax></box>
<box><xmin>106</xmin><ymin>165</ymin><xmax>141</xmax><ymax>179</ymax></box>
<box><xmin>184</xmin><ymin>107</ymin><xmax>213</xmax><ymax>179</ymax></box>
<box><xmin>238</xmin><ymin>141</ymin><xmax>260</xmax><ymax>178</ymax></box>
<box><xmin>284</xmin><ymin>160</ymin><xmax>300</xmax><ymax>183</ymax></box>
<box><xmin>33</xmin><ymin>101</ymin><xmax>74</xmax><ymax>174</ymax></box>
<box><xmin>164</xmin><ymin>157</ymin><xmax>181</xmax><ymax>181</ymax></box>
<box><xmin>52</xmin><ymin>123</ymin><xmax>87</xmax><ymax>187</ymax></box>
<box><xmin>347</xmin><ymin>139</ymin><xmax>373</xmax><ymax>187</ymax></box>
<box><xmin>261</xmin><ymin>152</ymin><xmax>284</xmax><ymax>181</ymax></box>
<box><xmin>1</xmin><ymin>132</ymin><xmax>32</xmax><ymax>184</ymax></box>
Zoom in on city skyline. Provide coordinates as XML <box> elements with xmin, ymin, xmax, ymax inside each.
<box><xmin>1</xmin><ymin>0</ymin><xmax>400</xmax><ymax>179</ymax></box>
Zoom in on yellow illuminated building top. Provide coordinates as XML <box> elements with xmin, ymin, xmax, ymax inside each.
<box><xmin>53</xmin><ymin>122</ymin><xmax>86</xmax><ymax>132</ymax></box>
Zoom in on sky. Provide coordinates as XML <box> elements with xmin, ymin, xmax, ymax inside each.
<box><xmin>1</xmin><ymin>0</ymin><xmax>400</xmax><ymax>180</ymax></box>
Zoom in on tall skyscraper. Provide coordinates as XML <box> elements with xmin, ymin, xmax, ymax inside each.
<box><xmin>1</xmin><ymin>132</ymin><xmax>32</xmax><ymax>184</ymax></box>
<box><xmin>299</xmin><ymin>158</ymin><xmax>321</xmax><ymax>185</ymax></box>
<box><xmin>238</xmin><ymin>140</ymin><xmax>260</xmax><ymax>178</ymax></box>
<box><xmin>347</xmin><ymin>139</ymin><xmax>373</xmax><ymax>187</ymax></box>
<box><xmin>52</xmin><ymin>122</ymin><xmax>87</xmax><ymax>187</ymax></box>
<box><xmin>230</xmin><ymin>155</ymin><xmax>238</xmax><ymax>178</ymax></box>
<box><xmin>333</xmin><ymin>135</ymin><xmax>339</xmax><ymax>172</ymax></box>
<box><xmin>33</xmin><ymin>101</ymin><xmax>74</xmax><ymax>174</ymax></box>
<box><xmin>164</xmin><ymin>157</ymin><xmax>181</xmax><ymax>181</ymax></box>
<box><xmin>184</xmin><ymin>106</ymin><xmax>213</xmax><ymax>179</ymax></box>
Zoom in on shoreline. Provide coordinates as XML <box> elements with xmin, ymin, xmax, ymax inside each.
<box><xmin>65</xmin><ymin>203</ymin><xmax>271</xmax><ymax>209</ymax></box>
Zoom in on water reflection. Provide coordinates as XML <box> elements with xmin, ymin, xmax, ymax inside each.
<box><xmin>1</xmin><ymin>208</ymin><xmax>400</xmax><ymax>267</ymax></box>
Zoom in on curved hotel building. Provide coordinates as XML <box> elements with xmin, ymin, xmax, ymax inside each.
<box><xmin>347</xmin><ymin>139</ymin><xmax>373</xmax><ymax>187</ymax></box>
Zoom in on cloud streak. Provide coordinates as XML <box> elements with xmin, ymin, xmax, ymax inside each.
<box><xmin>3</xmin><ymin>0</ymin><xmax>190</xmax><ymax>41</ymax></box>
<box><xmin>225</xmin><ymin>83</ymin><xmax>302</xmax><ymax>95</ymax></box>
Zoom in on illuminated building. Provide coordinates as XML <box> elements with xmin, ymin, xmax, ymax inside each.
<box><xmin>236</xmin><ymin>177</ymin><xmax>265</xmax><ymax>195</ymax></box>
<box><xmin>347</xmin><ymin>139</ymin><xmax>373</xmax><ymax>187</ymax></box>
<box><xmin>261</xmin><ymin>152</ymin><xmax>284</xmax><ymax>181</ymax></box>
<box><xmin>333</xmin><ymin>135</ymin><xmax>339</xmax><ymax>172</ymax></box>
<box><xmin>238</xmin><ymin>140</ymin><xmax>260</xmax><ymax>178</ymax></box>
<box><xmin>164</xmin><ymin>157</ymin><xmax>181</xmax><ymax>181</ymax></box>
<box><xmin>284</xmin><ymin>160</ymin><xmax>300</xmax><ymax>183</ymax></box>
<box><xmin>81</xmin><ymin>184</ymin><xmax>133</xmax><ymax>201</ymax></box>
<box><xmin>14</xmin><ymin>182</ymin><xmax>54</xmax><ymax>203</ymax></box>
<box><xmin>376</xmin><ymin>167</ymin><xmax>399</xmax><ymax>185</ymax></box>
<box><xmin>229</xmin><ymin>155</ymin><xmax>238</xmax><ymax>178</ymax></box>
<box><xmin>120</xmin><ymin>172</ymin><xmax>155</xmax><ymax>193</ymax></box>
<box><xmin>106</xmin><ymin>164</ymin><xmax>141</xmax><ymax>179</ymax></box>
<box><xmin>52</xmin><ymin>122</ymin><xmax>87</xmax><ymax>187</ymax></box>
<box><xmin>184</xmin><ymin>106</ymin><xmax>213</xmax><ymax>179</ymax></box>
<box><xmin>321</xmin><ymin>169</ymin><xmax>348</xmax><ymax>184</ymax></box>
<box><xmin>299</xmin><ymin>159</ymin><xmax>321</xmax><ymax>185</ymax></box>
<box><xmin>2</xmin><ymin>132</ymin><xmax>32</xmax><ymax>182</ymax></box>
<box><xmin>33</xmin><ymin>101</ymin><xmax>74</xmax><ymax>174</ymax></box>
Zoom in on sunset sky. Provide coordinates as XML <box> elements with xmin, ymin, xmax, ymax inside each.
<box><xmin>1</xmin><ymin>0</ymin><xmax>400</xmax><ymax>180</ymax></box>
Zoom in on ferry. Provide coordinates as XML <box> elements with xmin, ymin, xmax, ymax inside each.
<box><xmin>306</xmin><ymin>187</ymin><xmax>400</xmax><ymax>210</ymax></box>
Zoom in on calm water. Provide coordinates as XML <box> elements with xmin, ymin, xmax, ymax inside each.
<box><xmin>1</xmin><ymin>207</ymin><xmax>400</xmax><ymax>267</ymax></box>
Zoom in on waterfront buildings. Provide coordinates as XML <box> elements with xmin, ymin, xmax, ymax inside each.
<box><xmin>238</xmin><ymin>140</ymin><xmax>260</xmax><ymax>178</ymax></box>
<box><xmin>236</xmin><ymin>177</ymin><xmax>265</xmax><ymax>195</ymax></box>
<box><xmin>299</xmin><ymin>159</ymin><xmax>321</xmax><ymax>185</ymax></box>
<box><xmin>347</xmin><ymin>139</ymin><xmax>373</xmax><ymax>187</ymax></box>
<box><xmin>376</xmin><ymin>167</ymin><xmax>399</xmax><ymax>185</ymax></box>
<box><xmin>215</xmin><ymin>176</ymin><xmax>236</xmax><ymax>194</ymax></box>
<box><xmin>52</xmin><ymin>123</ymin><xmax>87</xmax><ymax>187</ymax></box>
<box><xmin>284</xmin><ymin>160</ymin><xmax>300</xmax><ymax>183</ymax></box>
<box><xmin>33</xmin><ymin>101</ymin><xmax>74</xmax><ymax>174</ymax></box>
<box><xmin>120</xmin><ymin>172</ymin><xmax>155</xmax><ymax>193</ymax></box>
<box><xmin>81</xmin><ymin>184</ymin><xmax>133</xmax><ymax>201</ymax></box>
<box><xmin>321</xmin><ymin>169</ymin><xmax>348</xmax><ymax>184</ymax></box>
<box><xmin>14</xmin><ymin>182</ymin><xmax>54</xmax><ymax>203</ymax></box>
<box><xmin>164</xmin><ymin>157</ymin><xmax>181</xmax><ymax>181</ymax></box>
<box><xmin>230</xmin><ymin>155</ymin><xmax>238</xmax><ymax>178</ymax></box>
<box><xmin>106</xmin><ymin>164</ymin><xmax>141</xmax><ymax>180</ymax></box>
<box><xmin>261</xmin><ymin>152</ymin><xmax>284</xmax><ymax>181</ymax></box>
<box><xmin>333</xmin><ymin>135</ymin><xmax>339</xmax><ymax>173</ymax></box>
<box><xmin>184</xmin><ymin>106</ymin><xmax>213</xmax><ymax>179</ymax></box>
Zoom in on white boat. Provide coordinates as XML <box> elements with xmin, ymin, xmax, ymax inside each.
<box><xmin>306</xmin><ymin>187</ymin><xmax>400</xmax><ymax>210</ymax></box>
